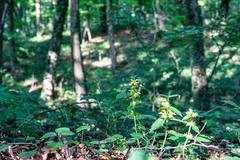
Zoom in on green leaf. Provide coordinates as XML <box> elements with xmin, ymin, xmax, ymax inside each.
<box><xmin>116</xmin><ymin>145</ymin><xmax>127</xmax><ymax>152</ymax></box>
<box><xmin>168</xmin><ymin>130</ymin><xmax>184</xmax><ymax>137</ymax></box>
<box><xmin>47</xmin><ymin>141</ymin><xmax>63</xmax><ymax>149</ymax></box>
<box><xmin>112</xmin><ymin>134</ymin><xmax>124</xmax><ymax>139</ymax></box>
<box><xmin>195</xmin><ymin>135</ymin><xmax>211</xmax><ymax>142</ymax></box>
<box><xmin>168</xmin><ymin>136</ymin><xmax>179</xmax><ymax>141</ymax></box>
<box><xmin>90</xmin><ymin>140</ymin><xmax>101</xmax><ymax>145</ymax></box>
<box><xmin>192</xmin><ymin>125</ymin><xmax>200</xmax><ymax>133</ymax></box>
<box><xmin>135</xmin><ymin>114</ymin><xmax>156</xmax><ymax>120</ymax></box>
<box><xmin>150</xmin><ymin>118</ymin><xmax>164</xmax><ymax>133</ymax></box>
<box><xmin>221</xmin><ymin>100</ymin><xmax>239</xmax><ymax>108</ymax></box>
<box><xmin>55</xmin><ymin>127</ymin><xmax>75</xmax><ymax>136</ymax></box>
<box><xmin>76</xmin><ymin>126</ymin><xmax>90</xmax><ymax>133</ymax></box>
<box><xmin>128</xmin><ymin>149</ymin><xmax>149</xmax><ymax>160</ymax></box>
<box><xmin>41</xmin><ymin>132</ymin><xmax>56</xmax><ymax>139</ymax></box>
<box><xmin>170</xmin><ymin>107</ymin><xmax>182</xmax><ymax>117</ymax></box>
<box><xmin>0</xmin><ymin>144</ymin><xmax>11</xmax><ymax>152</ymax></box>
<box><xmin>130</xmin><ymin>132</ymin><xmax>143</xmax><ymax>139</ymax></box>
<box><xmin>116</xmin><ymin>92</ymin><xmax>129</xmax><ymax>100</ymax></box>
<box><xmin>100</xmin><ymin>137</ymin><xmax>117</xmax><ymax>144</ymax></box>
<box><xmin>19</xmin><ymin>150</ymin><xmax>37</xmax><ymax>159</ymax></box>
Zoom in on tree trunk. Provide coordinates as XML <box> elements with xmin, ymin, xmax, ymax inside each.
<box><xmin>220</xmin><ymin>0</ymin><xmax>231</xmax><ymax>18</ymax></box>
<box><xmin>154</xmin><ymin>0</ymin><xmax>167</xmax><ymax>31</ymax></box>
<box><xmin>8</xmin><ymin>0</ymin><xmax>16</xmax><ymax>73</ymax></box>
<box><xmin>41</xmin><ymin>0</ymin><xmax>68</xmax><ymax>100</ymax></box>
<box><xmin>185</xmin><ymin>0</ymin><xmax>208</xmax><ymax>110</ymax></box>
<box><xmin>138</xmin><ymin>0</ymin><xmax>147</xmax><ymax>23</ymax></box>
<box><xmin>0</xmin><ymin>0</ymin><xmax>8</xmax><ymax>84</ymax></box>
<box><xmin>106</xmin><ymin>0</ymin><xmax>117</xmax><ymax>71</ymax></box>
<box><xmin>100</xmin><ymin>1</ymin><xmax>107</xmax><ymax>33</ymax></box>
<box><xmin>82</xmin><ymin>7</ymin><xmax>92</xmax><ymax>44</ymax></box>
<box><xmin>35</xmin><ymin>0</ymin><xmax>42</xmax><ymax>38</ymax></box>
<box><xmin>70</xmin><ymin>0</ymin><xmax>87</xmax><ymax>103</ymax></box>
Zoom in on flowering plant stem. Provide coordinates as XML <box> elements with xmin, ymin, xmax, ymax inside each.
<box><xmin>159</xmin><ymin>123</ymin><xmax>168</xmax><ymax>158</ymax></box>
<box><xmin>177</xmin><ymin>125</ymin><xmax>192</xmax><ymax>160</ymax></box>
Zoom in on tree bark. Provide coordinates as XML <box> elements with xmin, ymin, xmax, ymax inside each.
<box><xmin>41</xmin><ymin>0</ymin><xmax>68</xmax><ymax>100</ymax></box>
<box><xmin>100</xmin><ymin>0</ymin><xmax>107</xmax><ymax>33</ymax></box>
<box><xmin>220</xmin><ymin>0</ymin><xmax>231</xmax><ymax>18</ymax></box>
<box><xmin>8</xmin><ymin>0</ymin><xmax>16</xmax><ymax>73</ymax></box>
<box><xmin>138</xmin><ymin>0</ymin><xmax>147</xmax><ymax>23</ymax></box>
<box><xmin>82</xmin><ymin>7</ymin><xmax>92</xmax><ymax>44</ymax></box>
<box><xmin>185</xmin><ymin>0</ymin><xmax>208</xmax><ymax>110</ymax></box>
<box><xmin>154</xmin><ymin>0</ymin><xmax>167</xmax><ymax>31</ymax></box>
<box><xmin>35</xmin><ymin>0</ymin><xmax>42</xmax><ymax>38</ymax></box>
<box><xmin>70</xmin><ymin>0</ymin><xmax>87</xmax><ymax>103</ymax></box>
<box><xmin>106</xmin><ymin>0</ymin><xmax>117</xmax><ymax>71</ymax></box>
<box><xmin>0</xmin><ymin>0</ymin><xmax>8</xmax><ymax>84</ymax></box>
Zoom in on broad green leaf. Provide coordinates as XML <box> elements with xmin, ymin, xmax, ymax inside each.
<box><xmin>151</xmin><ymin>133</ymin><xmax>165</xmax><ymax>138</ymax></box>
<box><xmin>116</xmin><ymin>92</ymin><xmax>129</xmax><ymax>100</ymax></box>
<box><xmin>76</xmin><ymin>126</ymin><xmax>90</xmax><ymax>133</ymax></box>
<box><xmin>168</xmin><ymin>136</ymin><xmax>179</xmax><ymax>141</ymax></box>
<box><xmin>195</xmin><ymin>135</ymin><xmax>211</xmax><ymax>142</ymax></box>
<box><xmin>90</xmin><ymin>140</ymin><xmax>101</xmax><ymax>145</ymax></box>
<box><xmin>112</xmin><ymin>134</ymin><xmax>123</xmax><ymax>139</ymax></box>
<box><xmin>41</xmin><ymin>132</ymin><xmax>56</xmax><ymax>139</ymax></box>
<box><xmin>150</xmin><ymin>118</ymin><xmax>164</xmax><ymax>133</ymax></box>
<box><xmin>55</xmin><ymin>127</ymin><xmax>75</xmax><ymax>136</ymax></box>
<box><xmin>19</xmin><ymin>150</ymin><xmax>37</xmax><ymax>159</ymax></box>
<box><xmin>192</xmin><ymin>125</ymin><xmax>200</xmax><ymax>133</ymax></box>
<box><xmin>135</xmin><ymin>114</ymin><xmax>156</xmax><ymax>120</ymax></box>
<box><xmin>47</xmin><ymin>141</ymin><xmax>63</xmax><ymax>149</ymax></box>
<box><xmin>130</xmin><ymin>132</ymin><xmax>143</xmax><ymax>139</ymax></box>
<box><xmin>100</xmin><ymin>137</ymin><xmax>117</xmax><ymax>144</ymax></box>
<box><xmin>168</xmin><ymin>130</ymin><xmax>184</xmax><ymax>137</ymax></box>
<box><xmin>116</xmin><ymin>145</ymin><xmax>127</xmax><ymax>152</ymax></box>
<box><xmin>173</xmin><ymin>146</ymin><xmax>182</xmax><ymax>153</ymax></box>
<box><xmin>128</xmin><ymin>149</ymin><xmax>149</xmax><ymax>160</ymax></box>
<box><xmin>0</xmin><ymin>144</ymin><xmax>11</xmax><ymax>152</ymax></box>
<box><xmin>170</xmin><ymin>107</ymin><xmax>182</xmax><ymax>117</ymax></box>
<box><xmin>221</xmin><ymin>100</ymin><xmax>239</xmax><ymax>108</ymax></box>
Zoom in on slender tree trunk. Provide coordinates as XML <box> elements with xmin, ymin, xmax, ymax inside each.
<box><xmin>100</xmin><ymin>1</ymin><xmax>107</xmax><ymax>33</ymax></box>
<box><xmin>8</xmin><ymin>0</ymin><xmax>16</xmax><ymax>73</ymax></box>
<box><xmin>138</xmin><ymin>0</ymin><xmax>147</xmax><ymax>23</ymax></box>
<box><xmin>185</xmin><ymin>0</ymin><xmax>208</xmax><ymax>110</ymax></box>
<box><xmin>35</xmin><ymin>0</ymin><xmax>42</xmax><ymax>38</ymax></box>
<box><xmin>82</xmin><ymin>7</ymin><xmax>92</xmax><ymax>44</ymax></box>
<box><xmin>0</xmin><ymin>0</ymin><xmax>8</xmax><ymax>84</ymax></box>
<box><xmin>41</xmin><ymin>0</ymin><xmax>68</xmax><ymax>100</ymax></box>
<box><xmin>70</xmin><ymin>0</ymin><xmax>87</xmax><ymax>103</ymax></box>
<box><xmin>220</xmin><ymin>0</ymin><xmax>231</xmax><ymax>18</ymax></box>
<box><xmin>154</xmin><ymin>0</ymin><xmax>167</xmax><ymax>31</ymax></box>
<box><xmin>106</xmin><ymin>0</ymin><xmax>117</xmax><ymax>71</ymax></box>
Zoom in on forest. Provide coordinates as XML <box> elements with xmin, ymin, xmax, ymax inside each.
<box><xmin>0</xmin><ymin>0</ymin><xmax>239</xmax><ymax>159</ymax></box>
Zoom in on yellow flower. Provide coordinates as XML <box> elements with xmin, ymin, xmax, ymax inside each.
<box><xmin>129</xmin><ymin>89</ymin><xmax>140</xmax><ymax>98</ymax></box>
<box><xmin>130</xmin><ymin>79</ymin><xmax>140</xmax><ymax>87</ymax></box>
<box><xmin>162</xmin><ymin>101</ymin><xmax>171</xmax><ymax>109</ymax></box>
<box><xmin>160</xmin><ymin>110</ymin><xmax>175</xmax><ymax>120</ymax></box>
<box><xmin>186</xmin><ymin>109</ymin><xmax>198</xmax><ymax>118</ymax></box>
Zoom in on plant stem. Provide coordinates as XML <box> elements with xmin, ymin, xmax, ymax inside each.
<box><xmin>181</xmin><ymin>125</ymin><xmax>192</xmax><ymax>159</ymax></box>
<box><xmin>133</xmin><ymin>114</ymin><xmax>140</xmax><ymax>147</ymax></box>
<box><xmin>159</xmin><ymin>126</ymin><xmax>168</xmax><ymax>158</ymax></box>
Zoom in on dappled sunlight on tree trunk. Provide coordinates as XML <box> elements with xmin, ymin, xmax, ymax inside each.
<box><xmin>8</xmin><ymin>0</ymin><xmax>16</xmax><ymax>74</ymax></box>
<box><xmin>71</xmin><ymin>0</ymin><xmax>87</xmax><ymax>104</ymax></box>
<box><xmin>186</xmin><ymin>0</ymin><xmax>208</xmax><ymax>110</ymax></box>
<box><xmin>41</xmin><ymin>0</ymin><xmax>68</xmax><ymax>100</ymax></box>
<box><xmin>106</xmin><ymin>0</ymin><xmax>117</xmax><ymax>71</ymax></box>
<box><xmin>0</xmin><ymin>0</ymin><xmax>8</xmax><ymax>84</ymax></box>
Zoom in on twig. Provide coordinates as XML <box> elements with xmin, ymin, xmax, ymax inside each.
<box><xmin>8</xmin><ymin>146</ymin><xmax>17</xmax><ymax>160</ymax></box>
